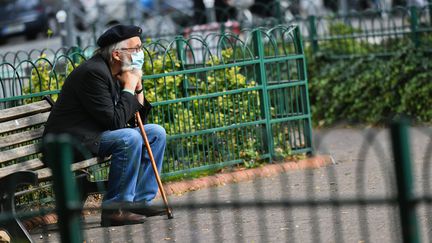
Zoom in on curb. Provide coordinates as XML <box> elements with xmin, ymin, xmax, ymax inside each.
<box><xmin>23</xmin><ymin>154</ymin><xmax>333</xmax><ymax>230</ymax></box>
<box><xmin>156</xmin><ymin>154</ymin><xmax>333</xmax><ymax>198</ymax></box>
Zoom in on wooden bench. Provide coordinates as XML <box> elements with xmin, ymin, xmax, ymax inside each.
<box><xmin>0</xmin><ymin>97</ymin><xmax>108</xmax><ymax>243</ymax></box>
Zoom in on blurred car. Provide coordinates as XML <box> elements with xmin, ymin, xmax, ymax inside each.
<box><xmin>0</xmin><ymin>0</ymin><xmax>56</xmax><ymax>40</ymax></box>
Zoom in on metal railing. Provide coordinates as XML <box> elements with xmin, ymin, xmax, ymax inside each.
<box><xmin>0</xmin><ymin>25</ymin><xmax>312</xmax><ymax>179</ymax></box>
<box><xmin>299</xmin><ymin>5</ymin><xmax>432</xmax><ymax>58</ymax></box>
<box><xmin>1</xmin><ymin>119</ymin><xmax>430</xmax><ymax>243</ymax></box>
<box><xmin>1</xmin><ymin>5</ymin><xmax>430</xmax><ymax>64</ymax></box>
<box><xmin>90</xmin><ymin>3</ymin><xmax>432</xmax><ymax>58</ymax></box>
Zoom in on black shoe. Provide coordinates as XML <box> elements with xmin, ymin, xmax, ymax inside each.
<box><xmin>100</xmin><ymin>209</ymin><xmax>146</xmax><ymax>227</ymax></box>
<box><xmin>127</xmin><ymin>202</ymin><xmax>166</xmax><ymax>217</ymax></box>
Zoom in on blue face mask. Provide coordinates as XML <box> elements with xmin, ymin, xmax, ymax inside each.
<box><xmin>121</xmin><ymin>50</ymin><xmax>144</xmax><ymax>70</ymax></box>
<box><xmin>130</xmin><ymin>50</ymin><xmax>144</xmax><ymax>70</ymax></box>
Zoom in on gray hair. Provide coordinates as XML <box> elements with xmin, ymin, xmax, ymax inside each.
<box><xmin>94</xmin><ymin>39</ymin><xmax>129</xmax><ymax>63</ymax></box>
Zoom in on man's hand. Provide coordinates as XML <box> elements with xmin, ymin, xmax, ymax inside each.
<box><xmin>116</xmin><ymin>69</ymin><xmax>143</xmax><ymax>91</ymax></box>
<box><xmin>135</xmin><ymin>74</ymin><xmax>143</xmax><ymax>92</ymax></box>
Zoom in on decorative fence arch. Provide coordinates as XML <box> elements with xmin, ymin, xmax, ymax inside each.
<box><xmin>137</xmin><ymin>25</ymin><xmax>312</xmax><ymax>176</ymax></box>
<box><xmin>0</xmin><ymin>25</ymin><xmax>312</xmax><ymax>178</ymax></box>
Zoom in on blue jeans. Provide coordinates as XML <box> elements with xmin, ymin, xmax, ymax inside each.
<box><xmin>98</xmin><ymin>124</ymin><xmax>166</xmax><ymax>205</ymax></box>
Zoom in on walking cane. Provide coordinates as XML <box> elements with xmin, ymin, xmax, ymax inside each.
<box><xmin>135</xmin><ymin>112</ymin><xmax>174</xmax><ymax>219</ymax></box>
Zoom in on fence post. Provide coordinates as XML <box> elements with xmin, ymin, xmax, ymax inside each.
<box><xmin>409</xmin><ymin>6</ymin><xmax>419</xmax><ymax>47</ymax></box>
<box><xmin>275</xmin><ymin>0</ymin><xmax>283</xmax><ymax>25</ymax></box>
<box><xmin>308</xmin><ymin>15</ymin><xmax>319</xmax><ymax>54</ymax></box>
<box><xmin>44</xmin><ymin>135</ymin><xmax>83</xmax><ymax>243</ymax></box>
<box><xmin>126</xmin><ymin>0</ymin><xmax>135</xmax><ymax>25</ymax></box>
<box><xmin>390</xmin><ymin>119</ymin><xmax>420</xmax><ymax>243</ymax></box>
<box><xmin>92</xmin><ymin>24</ymin><xmax>97</xmax><ymax>45</ymax></box>
<box><xmin>175</xmin><ymin>38</ymin><xmax>189</xmax><ymax>98</ymax></box>
<box><xmin>76</xmin><ymin>36</ymin><xmax>82</xmax><ymax>49</ymax></box>
<box><xmin>252</xmin><ymin>30</ymin><xmax>274</xmax><ymax>161</ymax></box>
<box><xmin>429</xmin><ymin>0</ymin><xmax>432</xmax><ymax>26</ymax></box>
<box><xmin>62</xmin><ymin>0</ymin><xmax>76</xmax><ymax>47</ymax></box>
<box><xmin>69</xmin><ymin>46</ymin><xmax>82</xmax><ymax>64</ymax></box>
<box><xmin>293</xmin><ymin>26</ymin><xmax>313</xmax><ymax>153</ymax></box>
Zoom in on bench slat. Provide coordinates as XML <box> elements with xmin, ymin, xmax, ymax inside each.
<box><xmin>36</xmin><ymin>157</ymin><xmax>110</xmax><ymax>180</ymax></box>
<box><xmin>0</xmin><ymin>112</ymin><xmax>50</xmax><ymax>134</ymax></box>
<box><xmin>0</xmin><ymin>127</ymin><xmax>44</xmax><ymax>149</ymax></box>
<box><xmin>0</xmin><ymin>144</ymin><xmax>40</xmax><ymax>164</ymax></box>
<box><xmin>0</xmin><ymin>158</ymin><xmax>44</xmax><ymax>178</ymax></box>
<box><xmin>0</xmin><ymin>100</ymin><xmax>51</xmax><ymax>122</ymax></box>
<box><xmin>0</xmin><ymin>156</ymin><xmax>110</xmax><ymax>180</ymax></box>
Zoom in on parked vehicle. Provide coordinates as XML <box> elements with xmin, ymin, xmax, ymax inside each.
<box><xmin>0</xmin><ymin>0</ymin><xmax>55</xmax><ymax>40</ymax></box>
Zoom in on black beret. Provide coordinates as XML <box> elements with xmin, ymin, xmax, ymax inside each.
<box><xmin>97</xmin><ymin>25</ymin><xmax>142</xmax><ymax>48</ymax></box>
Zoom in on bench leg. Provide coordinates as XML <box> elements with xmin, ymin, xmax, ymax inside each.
<box><xmin>2</xmin><ymin>217</ymin><xmax>33</xmax><ymax>243</ymax></box>
<box><xmin>0</xmin><ymin>171</ymin><xmax>37</xmax><ymax>243</ymax></box>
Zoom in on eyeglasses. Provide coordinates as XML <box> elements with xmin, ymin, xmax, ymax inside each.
<box><xmin>117</xmin><ymin>45</ymin><xmax>143</xmax><ymax>53</ymax></box>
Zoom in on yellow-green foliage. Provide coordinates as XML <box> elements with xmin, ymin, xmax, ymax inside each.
<box><xmin>143</xmin><ymin>48</ymin><xmax>258</xmax><ymax>133</ymax></box>
<box><xmin>142</xmin><ymin>48</ymin><xmax>263</xmax><ymax>165</ymax></box>
<box><xmin>24</xmin><ymin>54</ymin><xmax>82</xmax><ymax>103</ymax></box>
<box><xmin>22</xmin><ymin>48</ymin><xmax>271</xmax><ymax>166</ymax></box>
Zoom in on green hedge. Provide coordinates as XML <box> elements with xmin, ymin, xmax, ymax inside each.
<box><xmin>308</xmin><ymin>42</ymin><xmax>432</xmax><ymax>126</ymax></box>
<box><xmin>23</xmin><ymin>22</ymin><xmax>432</xmax><ymax>130</ymax></box>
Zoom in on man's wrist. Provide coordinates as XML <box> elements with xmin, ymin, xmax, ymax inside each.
<box><xmin>122</xmin><ymin>88</ymin><xmax>134</xmax><ymax>95</ymax></box>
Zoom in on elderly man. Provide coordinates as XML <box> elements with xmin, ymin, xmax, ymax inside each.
<box><xmin>43</xmin><ymin>25</ymin><xmax>166</xmax><ymax>227</ymax></box>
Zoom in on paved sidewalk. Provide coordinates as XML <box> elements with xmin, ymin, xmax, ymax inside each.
<box><xmin>29</xmin><ymin>127</ymin><xmax>432</xmax><ymax>242</ymax></box>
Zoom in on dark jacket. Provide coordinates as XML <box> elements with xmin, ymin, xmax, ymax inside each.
<box><xmin>43</xmin><ymin>53</ymin><xmax>151</xmax><ymax>157</ymax></box>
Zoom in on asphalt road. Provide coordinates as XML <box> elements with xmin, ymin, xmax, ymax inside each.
<box><xmin>0</xmin><ymin>35</ymin><xmax>61</xmax><ymax>55</ymax></box>
<box><xmin>29</xmin><ymin>126</ymin><xmax>432</xmax><ymax>243</ymax></box>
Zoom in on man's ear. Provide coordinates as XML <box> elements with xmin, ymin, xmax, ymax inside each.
<box><xmin>112</xmin><ymin>50</ymin><xmax>121</xmax><ymax>62</ymax></box>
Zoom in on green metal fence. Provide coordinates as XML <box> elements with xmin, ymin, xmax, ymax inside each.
<box><xmin>1</xmin><ymin>5</ymin><xmax>430</xmax><ymax>64</ymax></box>
<box><xmin>1</xmin><ymin>18</ymin><xmax>431</xmax><ymax>243</ymax></box>
<box><xmin>298</xmin><ymin>5</ymin><xmax>432</xmax><ymax>58</ymax></box>
<box><xmin>142</xmin><ymin>25</ymin><xmax>312</xmax><ymax>177</ymax></box>
<box><xmin>0</xmin><ymin>25</ymin><xmax>312</xmax><ymax>178</ymax></box>
<box><xmin>97</xmin><ymin>4</ymin><xmax>432</xmax><ymax>59</ymax></box>
<box><xmin>3</xmin><ymin>119</ymin><xmax>430</xmax><ymax>243</ymax></box>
